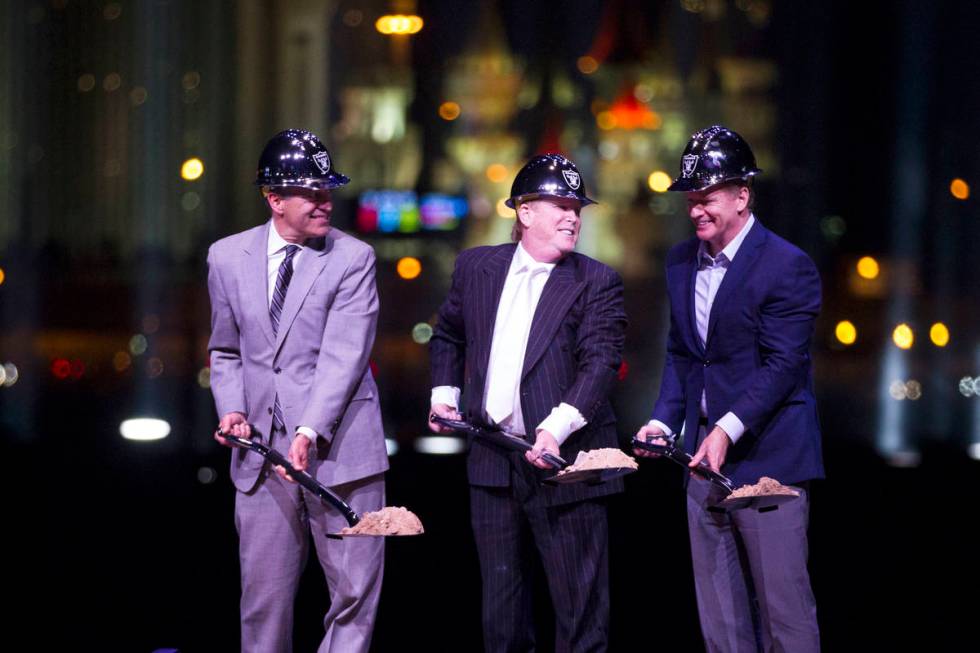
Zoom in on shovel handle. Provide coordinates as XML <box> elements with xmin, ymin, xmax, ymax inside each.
<box><xmin>220</xmin><ymin>432</ymin><xmax>361</xmax><ymax>526</ymax></box>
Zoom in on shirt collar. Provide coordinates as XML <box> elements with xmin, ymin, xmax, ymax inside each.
<box><xmin>698</xmin><ymin>214</ymin><xmax>756</xmax><ymax>266</ymax></box>
<box><xmin>267</xmin><ymin>219</ymin><xmax>303</xmax><ymax>257</ymax></box>
<box><xmin>512</xmin><ymin>242</ymin><xmax>557</xmax><ymax>275</ymax></box>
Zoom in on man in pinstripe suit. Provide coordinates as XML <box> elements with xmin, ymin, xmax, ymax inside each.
<box><xmin>429</xmin><ymin>154</ymin><xmax>627</xmax><ymax>652</ymax></box>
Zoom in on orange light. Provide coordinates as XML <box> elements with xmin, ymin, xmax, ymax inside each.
<box><xmin>396</xmin><ymin>257</ymin><xmax>422</xmax><ymax>280</ymax></box>
<box><xmin>835</xmin><ymin>320</ymin><xmax>857</xmax><ymax>345</ymax></box>
<box><xmin>929</xmin><ymin>322</ymin><xmax>949</xmax><ymax>347</ymax></box>
<box><xmin>438</xmin><ymin>101</ymin><xmax>461</xmax><ymax>121</ymax></box>
<box><xmin>596</xmin><ymin>111</ymin><xmax>616</xmax><ymax>130</ymax></box>
<box><xmin>0</xmin><ymin>267</ymin><xmax>5</xmax><ymax>285</ymax></box>
<box><xmin>577</xmin><ymin>56</ymin><xmax>598</xmax><ymax>74</ymax></box>
<box><xmin>892</xmin><ymin>323</ymin><xmax>914</xmax><ymax>349</ymax></box>
<box><xmin>486</xmin><ymin>163</ymin><xmax>508</xmax><ymax>183</ymax></box>
<box><xmin>856</xmin><ymin>256</ymin><xmax>879</xmax><ymax>279</ymax></box>
<box><xmin>950</xmin><ymin>178</ymin><xmax>970</xmax><ymax>200</ymax></box>
<box><xmin>375</xmin><ymin>14</ymin><xmax>423</xmax><ymax>35</ymax></box>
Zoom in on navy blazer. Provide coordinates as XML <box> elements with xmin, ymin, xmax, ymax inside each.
<box><xmin>652</xmin><ymin>221</ymin><xmax>825</xmax><ymax>487</ymax></box>
<box><xmin>431</xmin><ymin>244</ymin><xmax>628</xmax><ymax>506</ymax></box>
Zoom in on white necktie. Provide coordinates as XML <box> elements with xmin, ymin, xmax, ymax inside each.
<box><xmin>486</xmin><ymin>266</ymin><xmax>545</xmax><ymax>425</ymax></box>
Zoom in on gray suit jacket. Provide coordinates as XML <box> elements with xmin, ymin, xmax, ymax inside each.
<box><xmin>207</xmin><ymin>222</ymin><xmax>388</xmax><ymax>492</ymax></box>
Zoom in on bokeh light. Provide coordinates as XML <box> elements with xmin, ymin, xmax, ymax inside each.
<box><xmin>51</xmin><ymin>358</ymin><xmax>71</xmax><ymax>380</ymax></box>
<box><xmin>197</xmin><ymin>367</ymin><xmax>211</xmax><ymax>389</ymax></box>
<box><xmin>486</xmin><ymin>163</ymin><xmax>508</xmax><ymax>183</ymax></box>
<box><xmin>929</xmin><ymin>322</ymin><xmax>949</xmax><ymax>347</ymax></box>
<box><xmin>120</xmin><ymin>418</ymin><xmax>170</xmax><ymax>441</ymax></box>
<box><xmin>647</xmin><ymin>171</ymin><xmax>672</xmax><ymax>193</ymax></box>
<box><xmin>577</xmin><ymin>56</ymin><xmax>599</xmax><ymax>74</ymax></box>
<box><xmin>438</xmin><ymin>101</ymin><xmax>461</xmax><ymax>121</ymax></box>
<box><xmin>835</xmin><ymin>320</ymin><xmax>857</xmax><ymax>345</ymax></box>
<box><xmin>375</xmin><ymin>14</ymin><xmax>423</xmax><ymax>35</ymax></box>
<box><xmin>856</xmin><ymin>256</ymin><xmax>880</xmax><ymax>279</ymax></box>
<box><xmin>0</xmin><ymin>267</ymin><xmax>5</xmax><ymax>285</ymax></box>
<box><xmin>412</xmin><ymin>323</ymin><xmax>433</xmax><ymax>344</ymax></box>
<box><xmin>113</xmin><ymin>351</ymin><xmax>132</xmax><ymax>372</ymax></box>
<box><xmin>892</xmin><ymin>323</ymin><xmax>914</xmax><ymax>349</ymax></box>
<box><xmin>129</xmin><ymin>334</ymin><xmax>148</xmax><ymax>356</ymax></box>
<box><xmin>181</xmin><ymin>157</ymin><xmax>204</xmax><ymax>181</ymax></box>
<box><xmin>396</xmin><ymin>257</ymin><xmax>422</xmax><ymax>280</ymax></box>
<box><xmin>950</xmin><ymin>178</ymin><xmax>970</xmax><ymax>200</ymax></box>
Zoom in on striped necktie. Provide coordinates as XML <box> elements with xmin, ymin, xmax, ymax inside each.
<box><xmin>270</xmin><ymin>244</ymin><xmax>299</xmax><ymax>431</ymax></box>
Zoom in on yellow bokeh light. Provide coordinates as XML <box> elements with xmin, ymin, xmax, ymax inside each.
<box><xmin>577</xmin><ymin>56</ymin><xmax>599</xmax><ymax>74</ymax></box>
<box><xmin>181</xmin><ymin>157</ymin><xmax>204</xmax><ymax>181</ymax></box>
<box><xmin>375</xmin><ymin>14</ymin><xmax>423</xmax><ymax>35</ymax></box>
<box><xmin>496</xmin><ymin>198</ymin><xmax>514</xmax><ymax>218</ymax></box>
<box><xmin>486</xmin><ymin>163</ymin><xmax>508</xmax><ymax>183</ymax></box>
<box><xmin>396</xmin><ymin>257</ymin><xmax>422</xmax><ymax>280</ymax></box>
<box><xmin>438</xmin><ymin>101</ymin><xmax>461</xmax><ymax>121</ymax></box>
<box><xmin>892</xmin><ymin>323</ymin><xmax>914</xmax><ymax>349</ymax></box>
<box><xmin>596</xmin><ymin>111</ymin><xmax>616</xmax><ymax>130</ymax></box>
<box><xmin>950</xmin><ymin>178</ymin><xmax>970</xmax><ymax>200</ymax></box>
<box><xmin>647</xmin><ymin>171</ymin><xmax>672</xmax><ymax>193</ymax></box>
<box><xmin>835</xmin><ymin>320</ymin><xmax>857</xmax><ymax>345</ymax></box>
<box><xmin>0</xmin><ymin>267</ymin><xmax>5</xmax><ymax>286</ymax></box>
<box><xmin>929</xmin><ymin>322</ymin><xmax>949</xmax><ymax>347</ymax></box>
<box><xmin>856</xmin><ymin>256</ymin><xmax>879</xmax><ymax>279</ymax></box>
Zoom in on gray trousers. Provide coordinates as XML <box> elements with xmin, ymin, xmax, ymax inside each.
<box><xmin>235</xmin><ymin>466</ymin><xmax>385</xmax><ymax>653</ymax></box>
<box><xmin>686</xmin><ymin>474</ymin><xmax>819</xmax><ymax>653</ymax></box>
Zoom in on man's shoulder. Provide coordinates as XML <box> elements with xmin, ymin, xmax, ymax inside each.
<box><xmin>565</xmin><ymin>251</ymin><xmax>620</xmax><ymax>281</ymax></box>
<box><xmin>325</xmin><ymin>227</ymin><xmax>375</xmax><ymax>259</ymax></box>
<box><xmin>754</xmin><ymin>222</ymin><xmax>816</xmax><ymax>269</ymax></box>
<box><xmin>665</xmin><ymin>237</ymin><xmax>700</xmax><ymax>266</ymax></box>
<box><xmin>456</xmin><ymin>243</ymin><xmax>515</xmax><ymax>267</ymax></box>
<box><xmin>208</xmin><ymin>224</ymin><xmax>265</xmax><ymax>259</ymax></box>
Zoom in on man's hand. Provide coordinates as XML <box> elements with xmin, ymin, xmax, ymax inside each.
<box><xmin>215</xmin><ymin>412</ymin><xmax>250</xmax><ymax>447</ymax></box>
<box><xmin>526</xmin><ymin>429</ymin><xmax>561</xmax><ymax>470</ymax></box>
<box><xmin>690</xmin><ymin>426</ymin><xmax>731</xmax><ymax>473</ymax></box>
<box><xmin>275</xmin><ymin>433</ymin><xmax>314</xmax><ymax>483</ymax></box>
<box><xmin>428</xmin><ymin>403</ymin><xmax>461</xmax><ymax>433</ymax></box>
<box><xmin>634</xmin><ymin>424</ymin><xmax>669</xmax><ymax>458</ymax></box>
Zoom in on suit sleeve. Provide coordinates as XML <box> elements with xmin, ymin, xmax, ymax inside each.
<box><xmin>207</xmin><ymin>246</ymin><xmax>247</xmax><ymax>418</ymax></box>
<box><xmin>299</xmin><ymin>245</ymin><xmax>379</xmax><ymax>441</ymax></box>
<box><xmin>429</xmin><ymin>253</ymin><xmax>468</xmax><ymax>390</ymax></box>
<box><xmin>729</xmin><ymin>252</ymin><xmax>821</xmax><ymax>432</ymax></box>
<box><xmin>563</xmin><ymin>267</ymin><xmax>627</xmax><ymax>421</ymax></box>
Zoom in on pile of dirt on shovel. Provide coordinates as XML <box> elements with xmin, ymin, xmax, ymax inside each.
<box><xmin>340</xmin><ymin>507</ymin><xmax>424</xmax><ymax>536</ymax></box>
<box><xmin>728</xmin><ymin>477</ymin><xmax>799</xmax><ymax>499</ymax></box>
<box><xmin>555</xmin><ymin>448</ymin><xmax>638</xmax><ymax>476</ymax></box>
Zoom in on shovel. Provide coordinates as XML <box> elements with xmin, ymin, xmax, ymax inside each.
<box><xmin>220</xmin><ymin>432</ymin><xmax>422</xmax><ymax>536</ymax></box>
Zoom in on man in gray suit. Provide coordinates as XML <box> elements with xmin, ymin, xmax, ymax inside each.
<box><xmin>208</xmin><ymin>129</ymin><xmax>388</xmax><ymax>653</ymax></box>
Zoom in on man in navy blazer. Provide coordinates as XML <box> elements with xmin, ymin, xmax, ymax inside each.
<box><xmin>429</xmin><ymin>154</ymin><xmax>627</xmax><ymax>652</ymax></box>
<box><xmin>636</xmin><ymin>126</ymin><xmax>823</xmax><ymax>652</ymax></box>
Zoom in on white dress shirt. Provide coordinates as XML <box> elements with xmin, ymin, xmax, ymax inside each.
<box><xmin>267</xmin><ymin>220</ymin><xmax>317</xmax><ymax>442</ymax></box>
<box><xmin>649</xmin><ymin>215</ymin><xmax>755</xmax><ymax>444</ymax></box>
<box><xmin>431</xmin><ymin>242</ymin><xmax>587</xmax><ymax>445</ymax></box>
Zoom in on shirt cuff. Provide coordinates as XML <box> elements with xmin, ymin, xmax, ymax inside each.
<box><xmin>537</xmin><ymin>402</ymin><xmax>587</xmax><ymax>446</ymax></box>
<box><xmin>646</xmin><ymin>420</ymin><xmax>674</xmax><ymax>438</ymax></box>
<box><xmin>431</xmin><ymin>386</ymin><xmax>460</xmax><ymax>409</ymax></box>
<box><xmin>296</xmin><ymin>426</ymin><xmax>318</xmax><ymax>442</ymax></box>
<box><xmin>714</xmin><ymin>412</ymin><xmax>746</xmax><ymax>443</ymax></box>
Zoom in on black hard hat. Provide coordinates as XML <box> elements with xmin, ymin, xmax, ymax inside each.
<box><xmin>254</xmin><ymin>129</ymin><xmax>350</xmax><ymax>190</ymax></box>
<box><xmin>667</xmin><ymin>125</ymin><xmax>761</xmax><ymax>192</ymax></box>
<box><xmin>505</xmin><ymin>154</ymin><xmax>596</xmax><ymax>209</ymax></box>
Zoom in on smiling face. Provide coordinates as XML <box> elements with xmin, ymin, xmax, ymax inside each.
<box><xmin>267</xmin><ymin>187</ymin><xmax>333</xmax><ymax>243</ymax></box>
<box><xmin>516</xmin><ymin>196</ymin><xmax>583</xmax><ymax>263</ymax></box>
<box><xmin>685</xmin><ymin>183</ymin><xmax>750</xmax><ymax>255</ymax></box>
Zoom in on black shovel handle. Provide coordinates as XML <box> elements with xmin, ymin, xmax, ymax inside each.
<box><xmin>220</xmin><ymin>432</ymin><xmax>360</xmax><ymax>526</ymax></box>
<box><xmin>430</xmin><ymin>416</ymin><xmax>567</xmax><ymax>470</ymax></box>
<box><xmin>631</xmin><ymin>437</ymin><xmax>736</xmax><ymax>494</ymax></box>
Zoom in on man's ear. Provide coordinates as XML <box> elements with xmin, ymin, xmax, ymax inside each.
<box><xmin>517</xmin><ymin>201</ymin><xmax>534</xmax><ymax>229</ymax></box>
<box><xmin>265</xmin><ymin>192</ymin><xmax>284</xmax><ymax>216</ymax></box>
<box><xmin>735</xmin><ymin>185</ymin><xmax>750</xmax><ymax>213</ymax></box>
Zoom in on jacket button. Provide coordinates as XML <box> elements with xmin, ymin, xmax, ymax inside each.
<box><xmin>704</xmin><ymin>360</ymin><xmax>711</xmax><ymax>367</ymax></box>
<box><xmin>274</xmin><ymin>367</ymin><xmax>282</xmax><ymax>374</ymax></box>
<box><xmin>267</xmin><ymin>407</ymin><xmax>273</xmax><ymax>415</ymax></box>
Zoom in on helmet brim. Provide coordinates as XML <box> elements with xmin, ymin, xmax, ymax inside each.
<box><xmin>505</xmin><ymin>191</ymin><xmax>597</xmax><ymax>209</ymax></box>
<box><xmin>255</xmin><ymin>171</ymin><xmax>350</xmax><ymax>190</ymax></box>
<box><xmin>666</xmin><ymin>170</ymin><xmax>761</xmax><ymax>193</ymax></box>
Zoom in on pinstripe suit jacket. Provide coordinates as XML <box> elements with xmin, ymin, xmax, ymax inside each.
<box><xmin>431</xmin><ymin>243</ymin><xmax>627</xmax><ymax>506</ymax></box>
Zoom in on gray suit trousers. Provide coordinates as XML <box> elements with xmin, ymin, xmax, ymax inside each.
<box><xmin>686</xmin><ymin>474</ymin><xmax>819</xmax><ymax>653</ymax></box>
<box><xmin>235</xmin><ymin>462</ymin><xmax>385</xmax><ymax>653</ymax></box>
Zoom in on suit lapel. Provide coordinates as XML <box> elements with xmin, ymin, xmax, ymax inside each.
<box><xmin>243</xmin><ymin>224</ymin><xmax>276</xmax><ymax>348</ymax></box>
<box><xmin>274</xmin><ymin>235</ymin><xmax>331</xmax><ymax>356</ymax></box>
<box><xmin>705</xmin><ymin>221</ymin><xmax>767</xmax><ymax>346</ymax></box>
<box><xmin>522</xmin><ymin>256</ymin><xmax>585</xmax><ymax>379</ymax></box>
<box><xmin>476</xmin><ymin>245</ymin><xmax>516</xmax><ymax>379</ymax></box>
